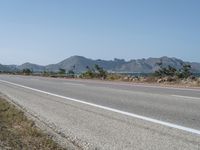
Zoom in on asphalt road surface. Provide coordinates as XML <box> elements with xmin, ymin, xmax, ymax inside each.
<box><xmin>0</xmin><ymin>75</ymin><xmax>200</xmax><ymax>149</ymax></box>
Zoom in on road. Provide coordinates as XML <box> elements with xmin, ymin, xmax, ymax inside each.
<box><xmin>0</xmin><ymin>75</ymin><xmax>200</xmax><ymax>149</ymax></box>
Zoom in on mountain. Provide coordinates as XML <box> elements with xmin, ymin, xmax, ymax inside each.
<box><xmin>46</xmin><ymin>56</ymin><xmax>95</xmax><ymax>72</ymax></box>
<box><xmin>189</xmin><ymin>62</ymin><xmax>200</xmax><ymax>73</ymax></box>
<box><xmin>0</xmin><ymin>64</ymin><xmax>10</xmax><ymax>72</ymax></box>
<box><xmin>0</xmin><ymin>56</ymin><xmax>200</xmax><ymax>73</ymax></box>
<box><xmin>46</xmin><ymin>56</ymin><xmax>126</xmax><ymax>72</ymax></box>
<box><xmin>17</xmin><ymin>63</ymin><xmax>45</xmax><ymax>72</ymax></box>
<box><xmin>0</xmin><ymin>64</ymin><xmax>18</xmax><ymax>72</ymax></box>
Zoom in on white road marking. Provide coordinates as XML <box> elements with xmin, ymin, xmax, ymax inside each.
<box><xmin>30</xmin><ymin>79</ymin><xmax>39</xmax><ymax>81</ymax></box>
<box><xmin>63</xmin><ymin>82</ymin><xmax>85</xmax><ymax>86</ymax></box>
<box><xmin>172</xmin><ymin>95</ymin><xmax>200</xmax><ymax>100</ymax></box>
<box><xmin>0</xmin><ymin>79</ymin><xmax>200</xmax><ymax>135</ymax></box>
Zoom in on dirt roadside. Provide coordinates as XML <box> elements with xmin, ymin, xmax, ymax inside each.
<box><xmin>0</xmin><ymin>93</ymin><xmax>79</xmax><ymax>150</ymax></box>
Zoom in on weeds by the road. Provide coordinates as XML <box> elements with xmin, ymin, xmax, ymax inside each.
<box><xmin>0</xmin><ymin>96</ymin><xmax>67</xmax><ymax>150</ymax></box>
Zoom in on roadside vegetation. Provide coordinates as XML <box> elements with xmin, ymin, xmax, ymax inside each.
<box><xmin>154</xmin><ymin>62</ymin><xmax>192</xmax><ymax>79</ymax></box>
<box><xmin>80</xmin><ymin>64</ymin><xmax>107</xmax><ymax>79</ymax></box>
<box><xmin>1</xmin><ymin>63</ymin><xmax>200</xmax><ymax>87</ymax></box>
<box><xmin>0</xmin><ymin>96</ymin><xmax>67</xmax><ymax>150</ymax></box>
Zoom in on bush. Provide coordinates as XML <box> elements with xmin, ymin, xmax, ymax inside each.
<box><xmin>81</xmin><ymin>64</ymin><xmax>107</xmax><ymax>79</ymax></box>
<box><xmin>154</xmin><ymin>63</ymin><xmax>192</xmax><ymax>79</ymax></box>
<box><xmin>67</xmin><ymin>70</ymin><xmax>75</xmax><ymax>78</ymax></box>
<box><xmin>58</xmin><ymin>68</ymin><xmax>66</xmax><ymax>75</ymax></box>
<box><xmin>22</xmin><ymin>68</ymin><xmax>32</xmax><ymax>75</ymax></box>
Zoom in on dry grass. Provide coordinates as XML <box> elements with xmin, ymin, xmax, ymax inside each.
<box><xmin>0</xmin><ymin>97</ymin><xmax>67</xmax><ymax>150</ymax></box>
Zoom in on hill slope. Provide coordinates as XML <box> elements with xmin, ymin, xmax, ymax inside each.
<box><xmin>1</xmin><ymin>56</ymin><xmax>200</xmax><ymax>73</ymax></box>
<box><xmin>17</xmin><ymin>63</ymin><xmax>45</xmax><ymax>72</ymax></box>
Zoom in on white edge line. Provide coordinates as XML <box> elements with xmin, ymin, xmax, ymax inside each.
<box><xmin>172</xmin><ymin>95</ymin><xmax>200</xmax><ymax>100</ymax></box>
<box><xmin>1</xmin><ymin>79</ymin><xmax>200</xmax><ymax>136</ymax></box>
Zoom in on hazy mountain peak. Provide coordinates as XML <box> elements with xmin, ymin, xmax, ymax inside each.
<box><xmin>1</xmin><ymin>56</ymin><xmax>200</xmax><ymax>73</ymax></box>
<box><xmin>17</xmin><ymin>62</ymin><xmax>45</xmax><ymax>72</ymax></box>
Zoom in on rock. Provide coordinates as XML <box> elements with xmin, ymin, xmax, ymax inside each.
<box><xmin>157</xmin><ymin>78</ymin><xmax>163</xmax><ymax>83</ymax></box>
<box><xmin>139</xmin><ymin>77</ymin><xmax>146</xmax><ymax>82</ymax></box>
<box><xmin>123</xmin><ymin>76</ymin><xmax>130</xmax><ymax>81</ymax></box>
<box><xmin>131</xmin><ymin>78</ymin><xmax>137</xmax><ymax>82</ymax></box>
<box><xmin>163</xmin><ymin>76</ymin><xmax>176</xmax><ymax>82</ymax></box>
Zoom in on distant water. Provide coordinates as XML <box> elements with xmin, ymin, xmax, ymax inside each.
<box><xmin>193</xmin><ymin>73</ymin><xmax>200</xmax><ymax>77</ymax></box>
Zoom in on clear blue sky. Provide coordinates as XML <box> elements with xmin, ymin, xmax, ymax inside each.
<box><xmin>0</xmin><ymin>0</ymin><xmax>200</xmax><ymax>65</ymax></box>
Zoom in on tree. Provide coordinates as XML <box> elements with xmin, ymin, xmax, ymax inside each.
<box><xmin>94</xmin><ymin>64</ymin><xmax>107</xmax><ymax>79</ymax></box>
<box><xmin>67</xmin><ymin>70</ymin><xmax>75</xmax><ymax>78</ymax></box>
<box><xmin>183</xmin><ymin>64</ymin><xmax>192</xmax><ymax>78</ymax></box>
<box><xmin>72</xmin><ymin>65</ymin><xmax>76</xmax><ymax>71</ymax></box>
<box><xmin>177</xmin><ymin>64</ymin><xmax>192</xmax><ymax>79</ymax></box>
<box><xmin>58</xmin><ymin>68</ymin><xmax>66</xmax><ymax>75</ymax></box>
<box><xmin>82</xmin><ymin>66</ymin><xmax>95</xmax><ymax>78</ymax></box>
<box><xmin>84</xmin><ymin>65</ymin><xmax>89</xmax><ymax>71</ymax></box>
<box><xmin>42</xmin><ymin>70</ymin><xmax>50</xmax><ymax>76</ymax></box>
<box><xmin>22</xmin><ymin>68</ymin><xmax>32</xmax><ymax>75</ymax></box>
<box><xmin>166</xmin><ymin>65</ymin><xmax>177</xmax><ymax>76</ymax></box>
<box><xmin>154</xmin><ymin>62</ymin><xmax>192</xmax><ymax>79</ymax></box>
<box><xmin>81</xmin><ymin>64</ymin><xmax>107</xmax><ymax>79</ymax></box>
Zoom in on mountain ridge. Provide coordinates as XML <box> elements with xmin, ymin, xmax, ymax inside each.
<box><xmin>1</xmin><ymin>56</ymin><xmax>200</xmax><ymax>73</ymax></box>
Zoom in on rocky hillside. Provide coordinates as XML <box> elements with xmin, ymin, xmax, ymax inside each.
<box><xmin>17</xmin><ymin>63</ymin><xmax>45</xmax><ymax>72</ymax></box>
<box><xmin>0</xmin><ymin>64</ymin><xmax>18</xmax><ymax>72</ymax></box>
<box><xmin>1</xmin><ymin>56</ymin><xmax>200</xmax><ymax>73</ymax></box>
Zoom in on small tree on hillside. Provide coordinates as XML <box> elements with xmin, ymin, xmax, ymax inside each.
<box><xmin>58</xmin><ymin>68</ymin><xmax>66</xmax><ymax>75</ymax></box>
<box><xmin>22</xmin><ymin>68</ymin><xmax>32</xmax><ymax>75</ymax></box>
<box><xmin>67</xmin><ymin>70</ymin><xmax>75</xmax><ymax>78</ymax></box>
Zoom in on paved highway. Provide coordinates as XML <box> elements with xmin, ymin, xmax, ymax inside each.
<box><xmin>0</xmin><ymin>75</ymin><xmax>200</xmax><ymax>149</ymax></box>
